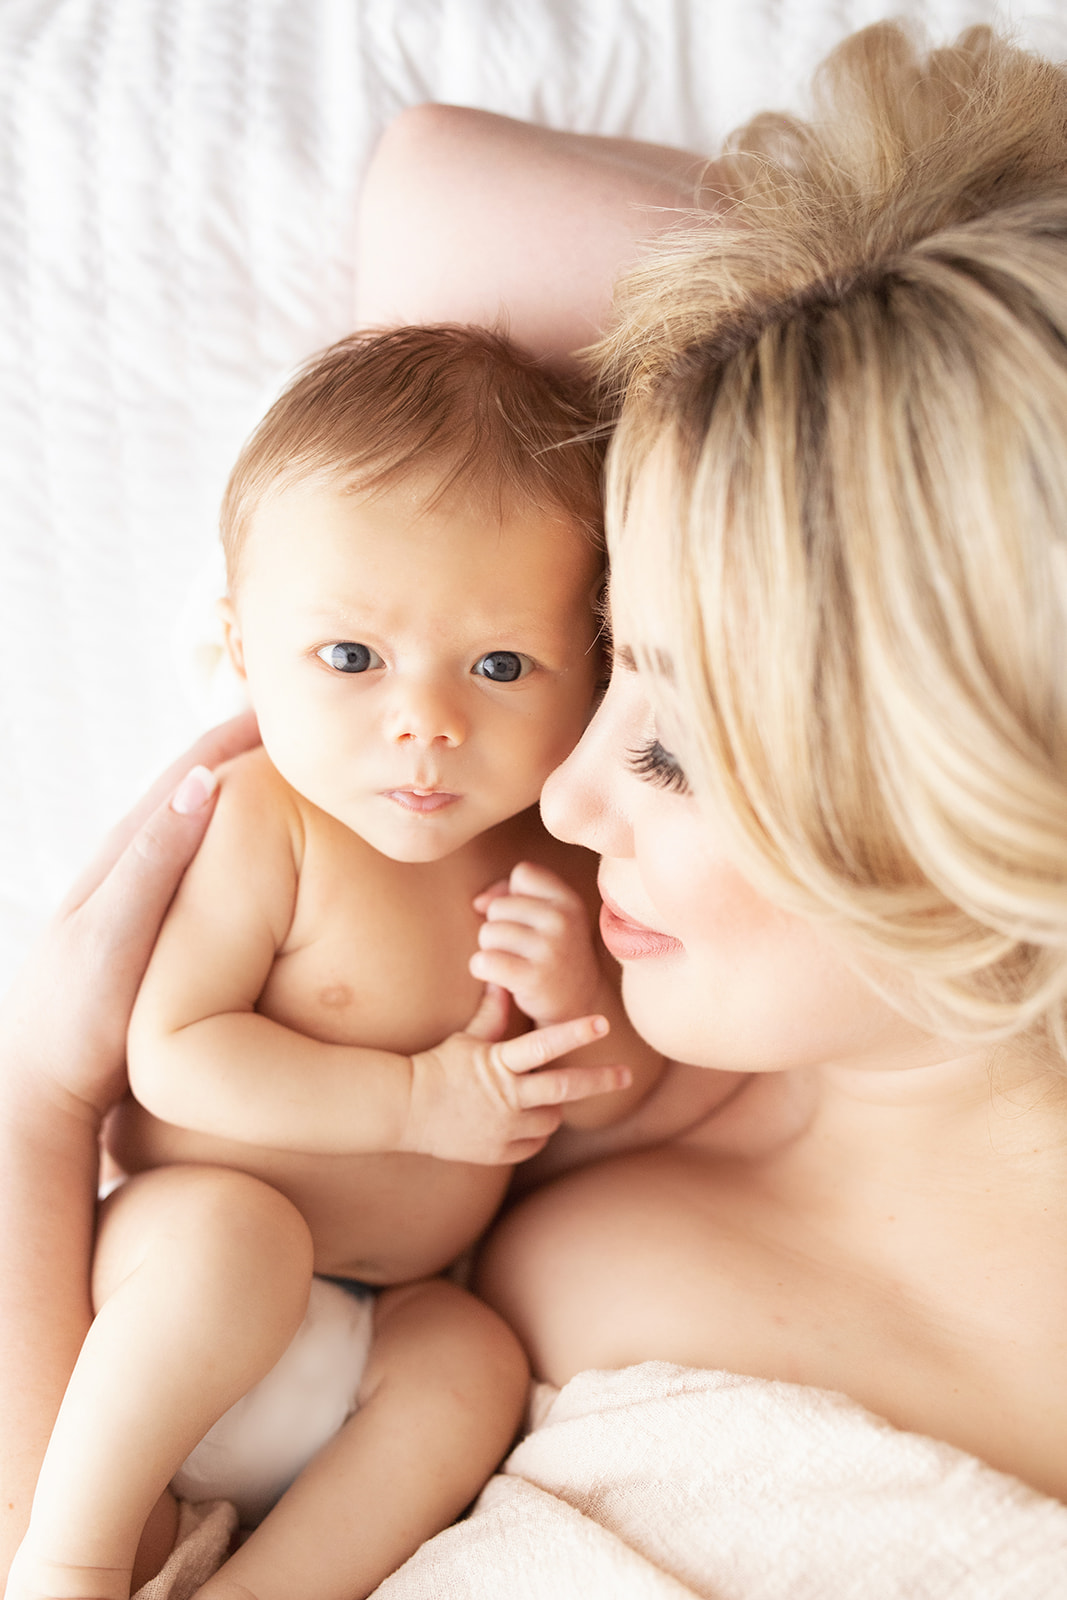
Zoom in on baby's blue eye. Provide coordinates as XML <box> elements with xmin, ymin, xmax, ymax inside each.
<box><xmin>317</xmin><ymin>642</ymin><xmax>381</xmax><ymax>674</ymax></box>
<box><xmin>473</xmin><ymin>651</ymin><xmax>531</xmax><ymax>683</ymax></box>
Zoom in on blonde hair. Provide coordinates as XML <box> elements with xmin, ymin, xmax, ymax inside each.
<box><xmin>599</xmin><ymin>23</ymin><xmax>1067</xmax><ymax>1060</ymax></box>
<box><xmin>222</xmin><ymin>324</ymin><xmax>603</xmax><ymax>585</ymax></box>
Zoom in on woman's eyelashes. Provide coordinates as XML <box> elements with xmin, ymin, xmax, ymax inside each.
<box><xmin>471</xmin><ymin>651</ymin><xmax>532</xmax><ymax>682</ymax></box>
<box><xmin>317</xmin><ymin>642</ymin><xmax>382</xmax><ymax>674</ymax></box>
<box><xmin>628</xmin><ymin>737</ymin><xmax>690</xmax><ymax>795</ymax></box>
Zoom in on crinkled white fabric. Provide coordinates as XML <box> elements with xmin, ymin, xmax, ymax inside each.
<box><xmin>0</xmin><ymin>0</ymin><xmax>1064</xmax><ymax>983</ymax></box>
<box><xmin>173</xmin><ymin>1276</ymin><xmax>375</xmax><ymax>1528</ymax></box>
<box><xmin>375</xmin><ymin>1362</ymin><xmax>1067</xmax><ymax>1599</ymax></box>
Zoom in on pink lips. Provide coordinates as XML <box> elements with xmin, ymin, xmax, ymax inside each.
<box><xmin>384</xmin><ymin>788</ymin><xmax>459</xmax><ymax>814</ymax></box>
<box><xmin>598</xmin><ymin>886</ymin><xmax>683</xmax><ymax>960</ymax></box>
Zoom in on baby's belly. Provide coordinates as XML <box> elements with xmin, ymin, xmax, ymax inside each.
<box><xmin>106</xmin><ymin>1097</ymin><xmax>510</xmax><ymax>1283</ymax></box>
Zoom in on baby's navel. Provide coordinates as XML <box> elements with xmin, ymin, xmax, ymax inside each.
<box><xmin>319</xmin><ymin>983</ymin><xmax>354</xmax><ymax>1009</ymax></box>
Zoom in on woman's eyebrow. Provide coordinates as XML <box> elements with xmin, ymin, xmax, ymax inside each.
<box><xmin>614</xmin><ymin>641</ymin><xmax>675</xmax><ymax>681</ymax></box>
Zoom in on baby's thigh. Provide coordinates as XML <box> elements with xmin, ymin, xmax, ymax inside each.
<box><xmin>93</xmin><ymin>1166</ymin><xmax>314</xmax><ymax>1318</ymax></box>
<box><xmin>361</xmin><ymin>1277</ymin><xmax>528</xmax><ymax>1442</ymax></box>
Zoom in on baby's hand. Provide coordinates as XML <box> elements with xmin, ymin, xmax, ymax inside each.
<box><xmin>403</xmin><ymin>984</ymin><xmax>629</xmax><ymax>1165</ymax></box>
<box><xmin>470</xmin><ymin>862</ymin><xmax>602</xmax><ymax>1027</ymax></box>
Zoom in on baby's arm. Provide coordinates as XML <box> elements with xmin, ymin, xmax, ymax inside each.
<box><xmin>471</xmin><ymin>861</ymin><xmax>665</xmax><ymax>1128</ymax></box>
<box><xmin>128</xmin><ymin>762</ymin><xmax>629</xmax><ymax>1166</ymax></box>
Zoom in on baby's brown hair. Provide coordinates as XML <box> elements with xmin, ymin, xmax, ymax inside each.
<box><xmin>221</xmin><ymin>324</ymin><xmax>604</xmax><ymax>586</ymax></box>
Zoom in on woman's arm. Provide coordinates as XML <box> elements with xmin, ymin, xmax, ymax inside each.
<box><xmin>356</xmin><ymin>105</ymin><xmax>710</xmax><ymax>366</ymax></box>
<box><xmin>0</xmin><ymin>712</ymin><xmax>258</xmax><ymax>1578</ymax></box>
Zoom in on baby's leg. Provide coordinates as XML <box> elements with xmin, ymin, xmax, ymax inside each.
<box><xmin>7</xmin><ymin>1166</ymin><xmax>313</xmax><ymax>1600</ymax></box>
<box><xmin>194</xmin><ymin>1277</ymin><xmax>529</xmax><ymax>1600</ymax></box>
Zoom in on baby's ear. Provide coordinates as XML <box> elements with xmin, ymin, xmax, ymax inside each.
<box><xmin>216</xmin><ymin>595</ymin><xmax>247</xmax><ymax>679</ymax></box>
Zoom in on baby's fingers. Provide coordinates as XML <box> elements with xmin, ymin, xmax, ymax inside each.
<box><xmin>463</xmin><ymin>982</ymin><xmax>512</xmax><ymax>1042</ymax></box>
<box><xmin>492</xmin><ymin>1013</ymin><xmax>608</xmax><ymax>1076</ymax></box>
<box><xmin>472</xmin><ymin>877</ymin><xmax>511</xmax><ymax>914</ymax></box>
<box><xmin>512</xmin><ymin>1059</ymin><xmax>632</xmax><ymax>1111</ymax></box>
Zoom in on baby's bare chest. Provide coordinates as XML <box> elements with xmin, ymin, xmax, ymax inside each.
<box><xmin>259</xmin><ymin>826</ymin><xmax>515</xmax><ymax>1054</ymax></box>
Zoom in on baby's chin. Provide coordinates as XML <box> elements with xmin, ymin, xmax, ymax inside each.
<box><xmin>324</xmin><ymin>797</ymin><xmax>537</xmax><ymax>866</ymax></box>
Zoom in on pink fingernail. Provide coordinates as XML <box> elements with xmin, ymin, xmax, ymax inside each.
<box><xmin>592</xmin><ymin>1016</ymin><xmax>609</xmax><ymax>1036</ymax></box>
<box><xmin>171</xmin><ymin>765</ymin><xmax>218</xmax><ymax>815</ymax></box>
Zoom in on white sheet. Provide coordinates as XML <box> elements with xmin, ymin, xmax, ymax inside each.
<box><xmin>376</xmin><ymin>1362</ymin><xmax>1067</xmax><ymax>1598</ymax></box>
<box><xmin>1</xmin><ymin>0</ymin><xmax>1062</xmax><ymax>984</ymax></box>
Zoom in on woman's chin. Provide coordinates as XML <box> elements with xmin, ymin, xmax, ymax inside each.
<box><xmin>620</xmin><ymin>969</ymin><xmax>710</xmax><ymax>1067</ymax></box>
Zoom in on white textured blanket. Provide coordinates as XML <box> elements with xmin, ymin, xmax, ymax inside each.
<box><xmin>1</xmin><ymin>0</ymin><xmax>1063</xmax><ymax>985</ymax></box>
<box><xmin>376</xmin><ymin>1363</ymin><xmax>1067</xmax><ymax>1598</ymax></box>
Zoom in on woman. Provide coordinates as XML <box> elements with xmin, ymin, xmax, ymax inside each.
<box><xmin>369</xmin><ymin>22</ymin><xmax>1067</xmax><ymax>1501</ymax></box>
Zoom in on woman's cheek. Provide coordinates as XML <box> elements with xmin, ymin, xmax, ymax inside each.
<box><xmin>622</xmin><ymin>819</ymin><xmax>807</xmax><ymax>1068</ymax></box>
<box><xmin>637</xmin><ymin>807</ymin><xmax>773</xmax><ymax>950</ymax></box>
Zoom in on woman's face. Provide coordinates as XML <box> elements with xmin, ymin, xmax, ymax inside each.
<box><xmin>540</xmin><ymin>573</ymin><xmax>921</xmax><ymax>1076</ymax></box>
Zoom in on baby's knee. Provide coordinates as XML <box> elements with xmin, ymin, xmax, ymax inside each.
<box><xmin>96</xmin><ymin>1167</ymin><xmax>314</xmax><ymax>1325</ymax></box>
<box><xmin>180</xmin><ymin>1169</ymin><xmax>314</xmax><ymax>1311</ymax></box>
<box><xmin>372</xmin><ymin>1278</ymin><xmax>529</xmax><ymax>1409</ymax></box>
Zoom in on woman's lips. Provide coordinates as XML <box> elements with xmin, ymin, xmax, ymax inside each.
<box><xmin>598</xmin><ymin>888</ymin><xmax>683</xmax><ymax>960</ymax></box>
<box><xmin>384</xmin><ymin>788</ymin><xmax>459</xmax><ymax>814</ymax></box>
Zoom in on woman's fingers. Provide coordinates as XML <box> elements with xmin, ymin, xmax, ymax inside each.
<box><xmin>1</xmin><ymin>750</ymin><xmax>239</xmax><ymax>1117</ymax></box>
<box><xmin>62</xmin><ymin>712</ymin><xmax>258</xmax><ymax>910</ymax></box>
<box><xmin>87</xmin><ymin>771</ymin><xmax>222</xmax><ymax>973</ymax></box>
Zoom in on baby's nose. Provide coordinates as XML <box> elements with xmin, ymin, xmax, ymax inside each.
<box><xmin>387</xmin><ymin>678</ymin><xmax>467</xmax><ymax>747</ymax></box>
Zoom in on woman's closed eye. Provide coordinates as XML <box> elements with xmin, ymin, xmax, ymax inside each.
<box><xmin>317</xmin><ymin>642</ymin><xmax>383</xmax><ymax>674</ymax></box>
<box><xmin>628</xmin><ymin>737</ymin><xmax>690</xmax><ymax>795</ymax></box>
<box><xmin>472</xmin><ymin>651</ymin><xmax>533</xmax><ymax>683</ymax></box>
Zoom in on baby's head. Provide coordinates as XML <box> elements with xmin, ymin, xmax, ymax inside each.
<box><xmin>220</xmin><ymin>325</ymin><xmax>605</xmax><ymax>861</ymax></box>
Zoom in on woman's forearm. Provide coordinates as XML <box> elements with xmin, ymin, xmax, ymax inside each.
<box><xmin>0</xmin><ymin>715</ymin><xmax>258</xmax><ymax>1582</ymax></box>
<box><xmin>356</xmin><ymin>106</ymin><xmax>707</xmax><ymax>364</ymax></box>
<box><xmin>0</xmin><ymin>1084</ymin><xmax>99</xmax><ymax>1573</ymax></box>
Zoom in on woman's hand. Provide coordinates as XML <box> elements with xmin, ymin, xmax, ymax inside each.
<box><xmin>0</xmin><ymin>711</ymin><xmax>259</xmax><ymax>1126</ymax></box>
<box><xmin>0</xmin><ymin>712</ymin><xmax>260</xmax><ymax>1579</ymax></box>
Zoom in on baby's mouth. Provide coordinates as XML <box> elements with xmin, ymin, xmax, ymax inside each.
<box><xmin>383</xmin><ymin>787</ymin><xmax>460</xmax><ymax>814</ymax></box>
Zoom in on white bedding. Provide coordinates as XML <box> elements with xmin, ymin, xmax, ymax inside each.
<box><xmin>1</xmin><ymin>0</ymin><xmax>1063</xmax><ymax>985</ymax></box>
<box><xmin>378</xmin><ymin>1363</ymin><xmax>1067</xmax><ymax>1598</ymax></box>
<box><xmin>128</xmin><ymin>1362</ymin><xmax>1067</xmax><ymax>1599</ymax></box>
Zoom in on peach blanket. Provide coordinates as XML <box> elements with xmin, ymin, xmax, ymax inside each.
<box><xmin>376</xmin><ymin>1362</ymin><xmax>1067</xmax><ymax>1598</ymax></box>
<box><xmin>144</xmin><ymin>1361</ymin><xmax>1067</xmax><ymax>1597</ymax></box>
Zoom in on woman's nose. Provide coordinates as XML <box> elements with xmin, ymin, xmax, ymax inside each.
<box><xmin>385</xmin><ymin>677</ymin><xmax>468</xmax><ymax>747</ymax></box>
<box><xmin>541</xmin><ymin>684</ymin><xmax>630</xmax><ymax>855</ymax></box>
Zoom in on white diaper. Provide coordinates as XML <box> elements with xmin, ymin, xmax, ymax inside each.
<box><xmin>173</xmin><ymin>1276</ymin><xmax>376</xmax><ymax>1526</ymax></box>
